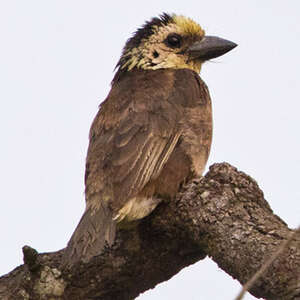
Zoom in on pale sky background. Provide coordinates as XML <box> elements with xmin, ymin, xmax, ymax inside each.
<box><xmin>1</xmin><ymin>1</ymin><xmax>299</xmax><ymax>299</ymax></box>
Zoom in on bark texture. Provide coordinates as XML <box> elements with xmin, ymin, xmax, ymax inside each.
<box><xmin>1</xmin><ymin>163</ymin><xmax>299</xmax><ymax>300</ymax></box>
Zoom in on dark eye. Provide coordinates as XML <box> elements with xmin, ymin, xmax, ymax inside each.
<box><xmin>153</xmin><ymin>50</ymin><xmax>159</xmax><ymax>58</ymax></box>
<box><xmin>165</xmin><ymin>33</ymin><xmax>182</xmax><ymax>48</ymax></box>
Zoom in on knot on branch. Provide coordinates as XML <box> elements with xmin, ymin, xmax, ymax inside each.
<box><xmin>206</xmin><ymin>162</ymin><xmax>272</xmax><ymax>212</ymax></box>
<box><xmin>22</xmin><ymin>246</ymin><xmax>66</xmax><ymax>299</ymax></box>
<box><xmin>23</xmin><ymin>245</ymin><xmax>41</xmax><ymax>273</ymax></box>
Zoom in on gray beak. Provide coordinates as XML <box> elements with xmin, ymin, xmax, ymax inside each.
<box><xmin>188</xmin><ymin>36</ymin><xmax>237</xmax><ymax>61</ymax></box>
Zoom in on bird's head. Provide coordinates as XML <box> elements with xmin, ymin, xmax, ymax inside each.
<box><xmin>113</xmin><ymin>13</ymin><xmax>237</xmax><ymax>82</ymax></box>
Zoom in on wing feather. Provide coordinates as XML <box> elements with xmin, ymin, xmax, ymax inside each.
<box><xmin>85</xmin><ymin>70</ymin><xmax>182</xmax><ymax>214</ymax></box>
<box><xmin>65</xmin><ymin>69</ymin><xmax>212</xmax><ymax>266</ymax></box>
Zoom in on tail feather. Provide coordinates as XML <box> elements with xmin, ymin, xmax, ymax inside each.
<box><xmin>62</xmin><ymin>203</ymin><xmax>116</xmax><ymax>268</ymax></box>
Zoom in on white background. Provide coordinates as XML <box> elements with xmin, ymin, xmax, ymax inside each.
<box><xmin>1</xmin><ymin>1</ymin><xmax>299</xmax><ymax>299</ymax></box>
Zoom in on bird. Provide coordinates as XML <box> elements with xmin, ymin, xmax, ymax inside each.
<box><xmin>63</xmin><ymin>13</ymin><xmax>237</xmax><ymax>266</ymax></box>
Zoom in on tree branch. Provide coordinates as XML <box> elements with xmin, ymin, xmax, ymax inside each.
<box><xmin>1</xmin><ymin>163</ymin><xmax>299</xmax><ymax>300</ymax></box>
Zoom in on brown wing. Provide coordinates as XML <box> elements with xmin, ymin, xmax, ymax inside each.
<box><xmin>63</xmin><ymin>68</ymin><xmax>212</xmax><ymax>266</ymax></box>
<box><xmin>85</xmin><ymin>69</ymin><xmax>183</xmax><ymax>215</ymax></box>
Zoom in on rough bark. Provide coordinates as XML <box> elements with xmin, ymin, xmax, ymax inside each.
<box><xmin>1</xmin><ymin>163</ymin><xmax>299</xmax><ymax>300</ymax></box>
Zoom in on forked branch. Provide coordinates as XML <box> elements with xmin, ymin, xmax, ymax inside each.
<box><xmin>0</xmin><ymin>163</ymin><xmax>299</xmax><ymax>300</ymax></box>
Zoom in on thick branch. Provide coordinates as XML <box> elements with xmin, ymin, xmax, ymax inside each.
<box><xmin>1</xmin><ymin>163</ymin><xmax>299</xmax><ymax>300</ymax></box>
